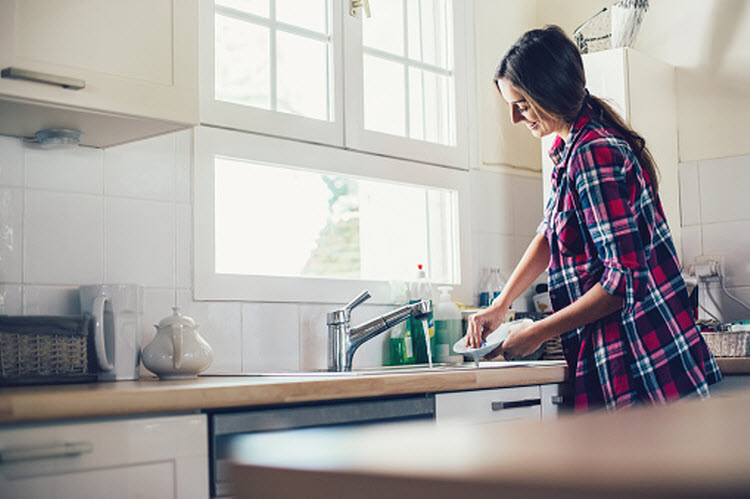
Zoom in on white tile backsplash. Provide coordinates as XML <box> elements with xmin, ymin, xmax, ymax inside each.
<box><xmin>23</xmin><ymin>286</ymin><xmax>80</xmax><ymax>315</ymax></box>
<box><xmin>104</xmin><ymin>197</ymin><xmax>174</xmax><ymax>287</ymax></box>
<box><xmin>702</xmin><ymin>220</ymin><xmax>750</xmax><ymax>288</ymax></box>
<box><xmin>25</xmin><ymin>145</ymin><xmax>103</xmax><ymax>194</ymax></box>
<box><xmin>175</xmin><ymin>129</ymin><xmax>192</xmax><ymax>203</ymax></box>
<box><xmin>24</xmin><ymin>190</ymin><xmax>103</xmax><ymax>284</ymax></box>
<box><xmin>678</xmin><ymin>161</ymin><xmax>700</xmax><ymax>226</ymax></box>
<box><xmin>298</xmin><ymin>303</ymin><xmax>331</xmax><ymax>371</ymax></box>
<box><xmin>0</xmin><ymin>188</ymin><xmax>23</xmax><ymax>283</ymax></box>
<box><xmin>104</xmin><ymin>133</ymin><xmax>175</xmax><ymax>201</ymax></box>
<box><xmin>698</xmin><ymin>155</ymin><xmax>750</xmax><ymax>224</ymax></box>
<box><xmin>175</xmin><ymin>203</ymin><xmax>192</xmax><ymax>288</ymax></box>
<box><xmin>471</xmin><ymin>169</ymin><xmax>515</xmax><ymax>235</ymax></box>
<box><xmin>511</xmin><ymin>176</ymin><xmax>544</xmax><ymax>236</ymax></box>
<box><xmin>680</xmin><ymin>225</ymin><xmax>702</xmax><ymax>268</ymax></box>
<box><xmin>0</xmin><ymin>284</ymin><xmax>22</xmax><ymax>314</ymax></box>
<box><xmin>242</xmin><ymin>303</ymin><xmax>300</xmax><ymax>372</ymax></box>
<box><xmin>0</xmin><ymin>135</ymin><xmax>24</xmax><ymax>187</ymax></box>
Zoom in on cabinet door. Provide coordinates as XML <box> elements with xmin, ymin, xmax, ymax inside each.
<box><xmin>0</xmin><ymin>0</ymin><xmax>198</xmax><ymax>146</ymax></box>
<box><xmin>0</xmin><ymin>414</ymin><xmax>208</xmax><ymax>499</ymax></box>
<box><xmin>435</xmin><ymin>385</ymin><xmax>542</xmax><ymax>424</ymax></box>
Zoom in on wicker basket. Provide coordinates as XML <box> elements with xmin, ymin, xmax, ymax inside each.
<box><xmin>0</xmin><ymin>315</ymin><xmax>95</xmax><ymax>385</ymax></box>
<box><xmin>701</xmin><ymin>331</ymin><xmax>750</xmax><ymax>358</ymax></box>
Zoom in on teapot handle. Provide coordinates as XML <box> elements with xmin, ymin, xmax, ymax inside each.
<box><xmin>171</xmin><ymin>323</ymin><xmax>183</xmax><ymax>369</ymax></box>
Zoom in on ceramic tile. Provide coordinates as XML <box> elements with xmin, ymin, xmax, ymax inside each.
<box><xmin>23</xmin><ymin>286</ymin><xmax>80</xmax><ymax>315</ymax></box>
<box><xmin>242</xmin><ymin>303</ymin><xmax>300</xmax><ymax>372</ymax></box>
<box><xmin>140</xmin><ymin>288</ymin><xmax>176</xmax><ymax>378</ymax></box>
<box><xmin>104</xmin><ymin>133</ymin><xmax>175</xmax><ymax>201</ymax></box>
<box><xmin>698</xmin><ymin>155</ymin><xmax>750</xmax><ymax>224</ymax></box>
<box><xmin>476</xmin><ymin>232</ymin><xmax>516</xmax><ymax>276</ymax></box>
<box><xmin>678</xmin><ymin>162</ymin><xmax>700</xmax><ymax>227</ymax></box>
<box><xmin>0</xmin><ymin>188</ymin><xmax>23</xmax><ymax>283</ymax></box>
<box><xmin>175</xmin><ymin>203</ymin><xmax>192</xmax><ymax>288</ymax></box>
<box><xmin>0</xmin><ymin>284</ymin><xmax>22</xmax><ymax>314</ymax></box>
<box><xmin>24</xmin><ymin>191</ymin><xmax>103</xmax><ymax>285</ymax></box>
<box><xmin>702</xmin><ymin>220</ymin><xmax>750</xmax><ymax>288</ymax></box>
<box><xmin>511</xmin><ymin>175</ymin><xmax>544</xmax><ymax>236</ymax></box>
<box><xmin>679</xmin><ymin>225</ymin><xmax>701</xmax><ymax>270</ymax></box>
<box><xmin>716</xmin><ymin>286</ymin><xmax>750</xmax><ymax>323</ymax></box>
<box><xmin>25</xmin><ymin>145</ymin><xmax>103</xmax><ymax>194</ymax></box>
<box><xmin>104</xmin><ymin>198</ymin><xmax>174</xmax><ymax>287</ymax></box>
<box><xmin>176</xmin><ymin>289</ymin><xmax>242</xmax><ymax>374</ymax></box>
<box><xmin>0</xmin><ymin>136</ymin><xmax>24</xmax><ymax>187</ymax></box>
<box><xmin>298</xmin><ymin>303</ymin><xmax>334</xmax><ymax>371</ymax></box>
<box><xmin>471</xmin><ymin>169</ymin><xmax>514</xmax><ymax>235</ymax></box>
<box><xmin>175</xmin><ymin>129</ymin><xmax>192</xmax><ymax>203</ymax></box>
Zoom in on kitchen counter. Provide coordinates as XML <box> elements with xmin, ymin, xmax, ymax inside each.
<box><xmin>715</xmin><ymin>356</ymin><xmax>750</xmax><ymax>374</ymax></box>
<box><xmin>229</xmin><ymin>389</ymin><xmax>750</xmax><ymax>499</ymax></box>
<box><xmin>0</xmin><ymin>362</ymin><xmax>567</xmax><ymax>424</ymax></box>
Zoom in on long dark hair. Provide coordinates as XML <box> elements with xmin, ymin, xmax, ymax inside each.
<box><xmin>494</xmin><ymin>25</ymin><xmax>659</xmax><ymax>194</ymax></box>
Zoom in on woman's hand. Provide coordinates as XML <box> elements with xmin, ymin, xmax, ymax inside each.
<box><xmin>466</xmin><ymin>305</ymin><xmax>508</xmax><ymax>349</ymax></box>
<box><xmin>491</xmin><ymin>321</ymin><xmax>546</xmax><ymax>360</ymax></box>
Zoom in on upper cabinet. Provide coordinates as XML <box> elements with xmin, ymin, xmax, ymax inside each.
<box><xmin>0</xmin><ymin>0</ymin><xmax>198</xmax><ymax>147</ymax></box>
<box><xmin>541</xmin><ymin>48</ymin><xmax>681</xmax><ymax>258</ymax></box>
<box><xmin>198</xmin><ymin>0</ymin><xmax>471</xmax><ymax>169</ymax></box>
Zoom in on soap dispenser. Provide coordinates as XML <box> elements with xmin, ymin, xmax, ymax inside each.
<box><xmin>434</xmin><ymin>286</ymin><xmax>463</xmax><ymax>364</ymax></box>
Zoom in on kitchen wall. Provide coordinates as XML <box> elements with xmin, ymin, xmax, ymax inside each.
<box><xmin>679</xmin><ymin>155</ymin><xmax>750</xmax><ymax>322</ymax></box>
<box><xmin>0</xmin><ymin>132</ymin><xmax>543</xmax><ymax>373</ymax></box>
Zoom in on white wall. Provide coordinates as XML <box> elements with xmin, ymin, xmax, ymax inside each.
<box><xmin>0</xmin><ymin>132</ymin><xmax>544</xmax><ymax>373</ymax></box>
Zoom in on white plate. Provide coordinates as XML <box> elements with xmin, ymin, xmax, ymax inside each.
<box><xmin>453</xmin><ymin>318</ymin><xmax>533</xmax><ymax>363</ymax></box>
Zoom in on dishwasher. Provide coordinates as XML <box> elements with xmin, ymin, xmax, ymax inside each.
<box><xmin>207</xmin><ymin>394</ymin><xmax>435</xmax><ymax>498</ymax></box>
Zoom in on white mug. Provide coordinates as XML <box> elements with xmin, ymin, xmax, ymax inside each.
<box><xmin>79</xmin><ymin>284</ymin><xmax>144</xmax><ymax>381</ymax></box>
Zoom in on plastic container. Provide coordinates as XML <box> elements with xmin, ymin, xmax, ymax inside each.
<box><xmin>434</xmin><ymin>286</ymin><xmax>463</xmax><ymax>364</ymax></box>
<box><xmin>408</xmin><ymin>264</ymin><xmax>435</xmax><ymax>364</ymax></box>
<box><xmin>388</xmin><ymin>326</ymin><xmax>415</xmax><ymax>365</ymax></box>
<box><xmin>486</xmin><ymin>268</ymin><xmax>506</xmax><ymax>305</ymax></box>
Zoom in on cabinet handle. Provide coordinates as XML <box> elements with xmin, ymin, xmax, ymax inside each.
<box><xmin>1</xmin><ymin>67</ymin><xmax>85</xmax><ymax>90</ymax></box>
<box><xmin>0</xmin><ymin>442</ymin><xmax>93</xmax><ymax>463</ymax></box>
<box><xmin>491</xmin><ymin>398</ymin><xmax>541</xmax><ymax>411</ymax></box>
<box><xmin>551</xmin><ymin>395</ymin><xmax>565</xmax><ymax>405</ymax></box>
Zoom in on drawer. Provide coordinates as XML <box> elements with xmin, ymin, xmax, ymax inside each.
<box><xmin>435</xmin><ymin>386</ymin><xmax>542</xmax><ymax>424</ymax></box>
<box><xmin>0</xmin><ymin>414</ymin><xmax>208</xmax><ymax>499</ymax></box>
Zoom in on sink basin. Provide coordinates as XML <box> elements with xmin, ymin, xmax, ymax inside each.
<box><xmin>203</xmin><ymin>361</ymin><xmax>564</xmax><ymax>378</ymax></box>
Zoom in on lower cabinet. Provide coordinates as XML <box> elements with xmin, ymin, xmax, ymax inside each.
<box><xmin>0</xmin><ymin>413</ymin><xmax>208</xmax><ymax>499</ymax></box>
<box><xmin>435</xmin><ymin>383</ymin><xmax>564</xmax><ymax>424</ymax></box>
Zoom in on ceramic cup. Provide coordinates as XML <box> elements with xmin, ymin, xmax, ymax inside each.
<box><xmin>79</xmin><ymin>284</ymin><xmax>144</xmax><ymax>381</ymax></box>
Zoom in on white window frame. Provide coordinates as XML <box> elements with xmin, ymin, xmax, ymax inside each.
<box><xmin>194</xmin><ymin>125</ymin><xmax>472</xmax><ymax>305</ymax></box>
<box><xmin>199</xmin><ymin>0</ymin><xmax>471</xmax><ymax>169</ymax></box>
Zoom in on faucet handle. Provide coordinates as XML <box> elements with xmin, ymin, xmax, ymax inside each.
<box><xmin>345</xmin><ymin>290</ymin><xmax>371</xmax><ymax>312</ymax></box>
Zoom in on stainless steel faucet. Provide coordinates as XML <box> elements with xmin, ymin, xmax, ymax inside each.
<box><xmin>327</xmin><ymin>290</ymin><xmax>432</xmax><ymax>372</ymax></box>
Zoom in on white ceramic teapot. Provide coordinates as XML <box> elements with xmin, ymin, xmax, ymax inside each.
<box><xmin>142</xmin><ymin>307</ymin><xmax>213</xmax><ymax>379</ymax></box>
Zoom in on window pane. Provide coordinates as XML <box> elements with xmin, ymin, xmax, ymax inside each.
<box><xmin>408</xmin><ymin>68</ymin><xmax>425</xmax><ymax>141</ymax></box>
<box><xmin>215</xmin><ymin>15</ymin><xmax>271</xmax><ymax>108</ymax></box>
<box><xmin>408</xmin><ymin>68</ymin><xmax>455</xmax><ymax>146</ymax></box>
<box><xmin>276</xmin><ymin>0</ymin><xmax>327</xmax><ymax>34</ymax></box>
<box><xmin>214</xmin><ymin>157</ymin><xmax>458</xmax><ymax>283</ymax></box>
<box><xmin>407</xmin><ymin>0</ymin><xmax>451</xmax><ymax>68</ymax></box>
<box><xmin>362</xmin><ymin>0</ymin><xmax>404</xmax><ymax>56</ymax></box>
<box><xmin>363</xmin><ymin>55</ymin><xmax>405</xmax><ymax>137</ymax></box>
<box><xmin>217</xmin><ymin>0</ymin><xmax>269</xmax><ymax>17</ymax></box>
<box><xmin>277</xmin><ymin>31</ymin><xmax>330</xmax><ymax>120</ymax></box>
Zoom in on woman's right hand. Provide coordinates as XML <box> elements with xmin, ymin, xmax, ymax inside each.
<box><xmin>466</xmin><ymin>304</ymin><xmax>509</xmax><ymax>349</ymax></box>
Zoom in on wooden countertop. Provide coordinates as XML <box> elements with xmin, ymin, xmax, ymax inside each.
<box><xmin>0</xmin><ymin>362</ymin><xmax>567</xmax><ymax>424</ymax></box>
<box><xmin>230</xmin><ymin>389</ymin><xmax>750</xmax><ymax>499</ymax></box>
<box><xmin>715</xmin><ymin>356</ymin><xmax>750</xmax><ymax>374</ymax></box>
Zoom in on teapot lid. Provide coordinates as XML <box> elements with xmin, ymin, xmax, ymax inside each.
<box><xmin>157</xmin><ymin>307</ymin><xmax>197</xmax><ymax>328</ymax></box>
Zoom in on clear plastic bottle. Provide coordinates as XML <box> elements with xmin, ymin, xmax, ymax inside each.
<box><xmin>408</xmin><ymin>264</ymin><xmax>435</xmax><ymax>365</ymax></box>
<box><xmin>434</xmin><ymin>286</ymin><xmax>463</xmax><ymax>364</ymax></box>
<box><xmin>487</xmin><ymin>268</ymin><xmax>506</xmax><ymax>305</ymax></box>
<box><xmin>478</xmin><ymin>267</ymin><xmax>492</xmax><ymax>307</ymax></box>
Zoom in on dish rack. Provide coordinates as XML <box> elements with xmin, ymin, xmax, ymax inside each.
<box><xmin>701</xmin><ymin>331</ymin><xmax>750</xmax><ymax>357</ymax></box>
<box><xmin>0</xmin><ymin>315</ymin><xmax>96</xmax><ymax>385</ymax></box>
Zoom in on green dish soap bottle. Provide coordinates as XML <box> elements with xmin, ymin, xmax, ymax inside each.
<box><xmin>409</xmin><ymin>264</ymin><xmax>435</xmax><ymax>365</ymax></box>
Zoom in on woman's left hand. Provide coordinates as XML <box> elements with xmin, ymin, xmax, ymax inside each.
<box><xmin>489</xmin><ymin>321</ymin><xmax>545</xmax><ymax>361</ymax></box>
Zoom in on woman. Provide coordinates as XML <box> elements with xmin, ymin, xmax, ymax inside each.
<box><xmin>467</xmin><ymin>25</ymin><xmax>722</xmax><ymax>411</ymax></box>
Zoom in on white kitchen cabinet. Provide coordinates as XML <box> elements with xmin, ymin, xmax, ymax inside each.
<box><xmin>0</xmin><ymin>413</ymin><xmax>208</xmax><ymax>499</ymax></box>
<box><xmin>541</xmin><ymin>48</ymin><xmax>681</xmax><ymax>257</ymax></box>
<box><xmin>0</xmin><ymin>0</ymin><xmax>198</xmax><ymax>148</ymax></box>
<box><xmin>435</xmin><ymin>383</ymin><xmax>563</xmax><ymax>424</ymax></box>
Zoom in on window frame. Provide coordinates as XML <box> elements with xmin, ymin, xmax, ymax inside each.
<box><xmin>199</xmin><ymin>0</ymin><xmax>471</xmax><ymax>169</ymax></box>
<box><xmin>193</xmin><ymin>125</ymin><xmax>472</xmax><ymax>305</ymax></box>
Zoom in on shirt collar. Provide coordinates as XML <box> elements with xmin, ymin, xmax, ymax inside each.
<box><xmin>547</xmin><ymin>100</ymin><xmax>594</xmax><ymax>168</ymax></box>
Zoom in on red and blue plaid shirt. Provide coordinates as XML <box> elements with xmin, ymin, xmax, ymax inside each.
<box><xmin>539</xmin><ymin>100</ymin><xmax>722</xmax><ymax>411</ymax></box>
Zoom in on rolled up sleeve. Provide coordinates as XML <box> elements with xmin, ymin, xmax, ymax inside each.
<box><xmin>570</xmin><ymin>138</ymin><xmax>652</xmax><ymax>314</ymax></box>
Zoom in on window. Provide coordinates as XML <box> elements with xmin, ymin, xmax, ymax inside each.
<box><xmin>199</xmin><ymin>0</ymin><xmax>470</xmax><ymax>168</ymax></box>
<box><xmin>194</xmin><ymin>126</ymin><xmax>471</xmax><ymax>304</ymax></box>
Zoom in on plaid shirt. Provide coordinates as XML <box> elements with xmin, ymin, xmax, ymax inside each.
<box><xmin>539</xmin><ymin>100</ymin><xmax>722</xmax><ymax>411</ymax></box>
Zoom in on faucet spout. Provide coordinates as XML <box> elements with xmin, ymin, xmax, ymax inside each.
<box><xmin>327</xmin><ymin>292</ymin><xmax>432</xmax><ymax>372</ymax></box>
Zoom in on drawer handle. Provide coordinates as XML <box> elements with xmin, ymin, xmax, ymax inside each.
<box><xmin>551</xmin><ymin>395</ymin><xmax>565</xmax><ymax>405</ymax></box>
<box><xmin>491</xmin><ymin>398</ymin><xmax>541</xmax><ymax>411</ymax></box>
<box><xmin>0</xmin><ymin>442</ymin><xmax>93</xmax><ymax>464</ymax></box>
<box><xmin>1</xmin><ymin>67</ymin><xmax>85</xmax><ymax>90</ymax></box>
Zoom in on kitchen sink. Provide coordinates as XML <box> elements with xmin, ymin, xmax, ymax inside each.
<box><xmin>203</xmin><ymin>360</ymin><xmax>564</xmax><ymax>378</ymax></box>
